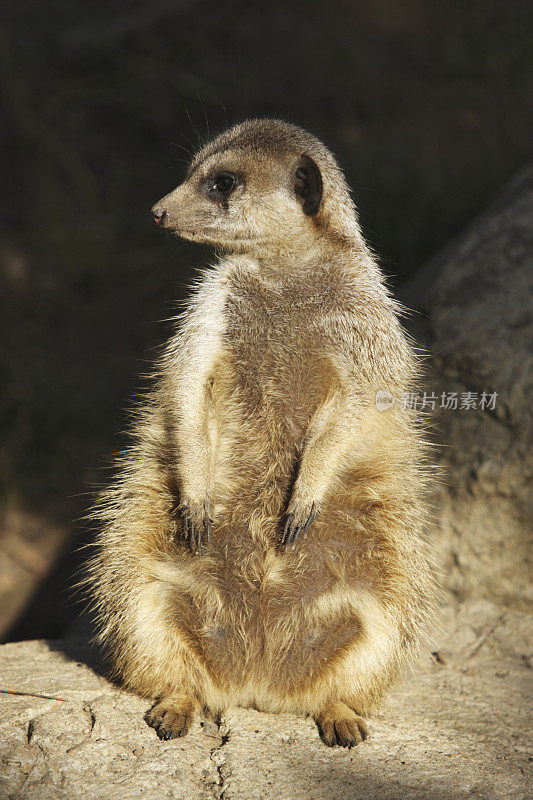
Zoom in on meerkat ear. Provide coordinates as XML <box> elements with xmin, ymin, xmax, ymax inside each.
<box><xmin>294</xmin><ymin>155</ymin><xmax>323</xmax><ymax>216</ymax></box>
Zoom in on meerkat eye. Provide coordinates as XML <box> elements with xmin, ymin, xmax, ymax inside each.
<box><xmin>215</xmin><ymin>172</ymin><xmax>236</xmax><ymax>192</ymax></box>
<box><xmin>208</xmin><ymin>171</ymin><xmax>237</xmax><ymax>200</ymax></box>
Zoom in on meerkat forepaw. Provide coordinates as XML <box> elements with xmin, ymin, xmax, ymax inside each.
<box><xmin>180</xmin><ymin>497</ymin><xmax>213</xmax><ymax>553</ymax></box>
<box><xmin>279</xmin><ymin>500</ymin><xmax>319</xmax><ymax>549</ymax></box>
<box><xmin>315</xmin><ymin>702</ymin><xmax>368</xmax><ymax>748</ymax></box>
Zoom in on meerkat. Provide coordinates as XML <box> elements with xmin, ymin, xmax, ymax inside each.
<box><xmin>88</xmin><ymin>118</ymin><xmax>434</xmax><ymax>748</ymax></box>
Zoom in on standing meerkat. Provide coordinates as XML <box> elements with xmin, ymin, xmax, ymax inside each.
<box><xmin>89</xmin><ymin>119</ymin><xmax>434</xmax><ymax>748</ymax></box>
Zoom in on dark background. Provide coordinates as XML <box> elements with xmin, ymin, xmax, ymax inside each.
<box><xmin>1</xmin><ymin>0</ymin><xmax>532</xmax><ymax>641</ymax></box>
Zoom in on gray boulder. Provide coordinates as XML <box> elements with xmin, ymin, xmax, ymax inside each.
<box><xmin>406</xmin><ymin>166</ymin><xmax>533</xmax><ymax>607</ymax></box>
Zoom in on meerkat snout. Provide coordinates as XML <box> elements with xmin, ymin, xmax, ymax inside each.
<box><xmin>152</xmin><ymin>207</ymin><xmax>167</xmax><ymax>226</ymax></box>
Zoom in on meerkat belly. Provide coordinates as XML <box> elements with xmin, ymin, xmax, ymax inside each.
<box><xmin>170</xmin><ymin>545</ymin><xmax>365</xmax><ymax>698</ymax></box>
<box><xmin>172</xmin><ymin>508</ymin><xmax>381</xmax><ymax>699</ymax></box>
<box><xmin>172</xmin><ymin>288</ymin><xmax>382</xmax><ymax>695</ymax></box>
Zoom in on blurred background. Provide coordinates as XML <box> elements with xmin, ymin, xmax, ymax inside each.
<box><xmin>1</xmin><ymin>0</ymin><xmax>532</xmax><ymax>642</ymax></box>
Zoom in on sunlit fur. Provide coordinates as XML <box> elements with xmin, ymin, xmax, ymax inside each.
<box><xmin>87</xmin><ymin>119</ymin><xmax>435</xmax><ymax>744</ymax></box>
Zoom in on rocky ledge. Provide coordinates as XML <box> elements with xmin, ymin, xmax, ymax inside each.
<box><xmin>1</xmin><ymin>600</ymin><xmax>531</xmax><ymax>800</ymax></box>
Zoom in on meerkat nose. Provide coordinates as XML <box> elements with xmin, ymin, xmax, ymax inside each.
<box><xmin>152</xmin><ymin>207</ymin><xmax>167</xmax><ymax>226</ymax></box>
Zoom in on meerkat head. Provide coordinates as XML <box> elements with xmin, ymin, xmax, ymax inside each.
<box><xmin>151</xmin><ymin>119</ymin><xmax>362</xmax><ymax>257</ymax></box>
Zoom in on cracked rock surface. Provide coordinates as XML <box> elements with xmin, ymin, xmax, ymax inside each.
<box><xmin>1</xmin><ymin>600</ymin><xmax>532</xmax><ymax>800</ymax></box>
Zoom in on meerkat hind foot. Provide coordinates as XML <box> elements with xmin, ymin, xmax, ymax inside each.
<box><xmin>315</xmin><ymin>701</ymin><xmax>368</xmax><ymax>748</ymax></box>
<box><xmin>202</xmin><ymin>705</ymin><xmax>223</xmax><ymax>726</ymax></box>
<box><xmin>145</xmin><ymin>695</ymin><xmax>198</xmax><ymax>740</ymax></box>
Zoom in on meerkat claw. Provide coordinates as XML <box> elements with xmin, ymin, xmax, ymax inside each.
<box><xmin>288</xmin><ymin>522</ymin><xmax>303</xmax><ymax>548</ymax></box>
<box><xmin>204</xmin><ymin>519</ymin><xmax>211</xmax><ymax>546</ymax></box>
<box><xmin>182</xmin><ymin>512</ymin><xmax>191</xmax><ymax>547</ymax></box>
<box><xmin>181</xmin><ymin>503</ymin><xmax>211</xmax><ymax>553</ymax></box>
<box><xmin>301</xmin><ymin>506</ymin><xmax>318</xmax><ymax>537</ymax></box>
<box><xmin>280</xmin><ymin>503</ymin><xmax>319</xmax><ymax>549</ymax></box>
<box><xmin>279</xmin><ymin>512</ymin><xmax>294</xmax><ymax>548</ymax></box>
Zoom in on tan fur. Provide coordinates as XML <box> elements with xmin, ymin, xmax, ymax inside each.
<box><xmin>87</xmin><ymin>119</ymin><xmax>435</xmax><ymax>746</ymax></box>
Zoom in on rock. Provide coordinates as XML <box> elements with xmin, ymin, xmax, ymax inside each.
<box><xmin>1</xmin><ymin>601</ymin><xmax>531</xmax><ymax>800</ymax></box>
<box><xmin>0</xmin><ymin>640</ymin><xmax>224</xmax><ymax>800</ymax></box>
<box><xmin>405</xmin><ymin>166</ymin><xmax>533</xmax><ymax>608</ymax></box>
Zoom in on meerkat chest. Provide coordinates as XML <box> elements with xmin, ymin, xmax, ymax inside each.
<box><xmin>220</xmin><ymin>273</ymin><xmax>338</xmax><ymax>417</ymax></box>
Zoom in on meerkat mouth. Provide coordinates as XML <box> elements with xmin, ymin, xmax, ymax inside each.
<box><xmin>176</xmin><ymin>229</ymin><xmax>260</xmax><ymax>247</ymax></box>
